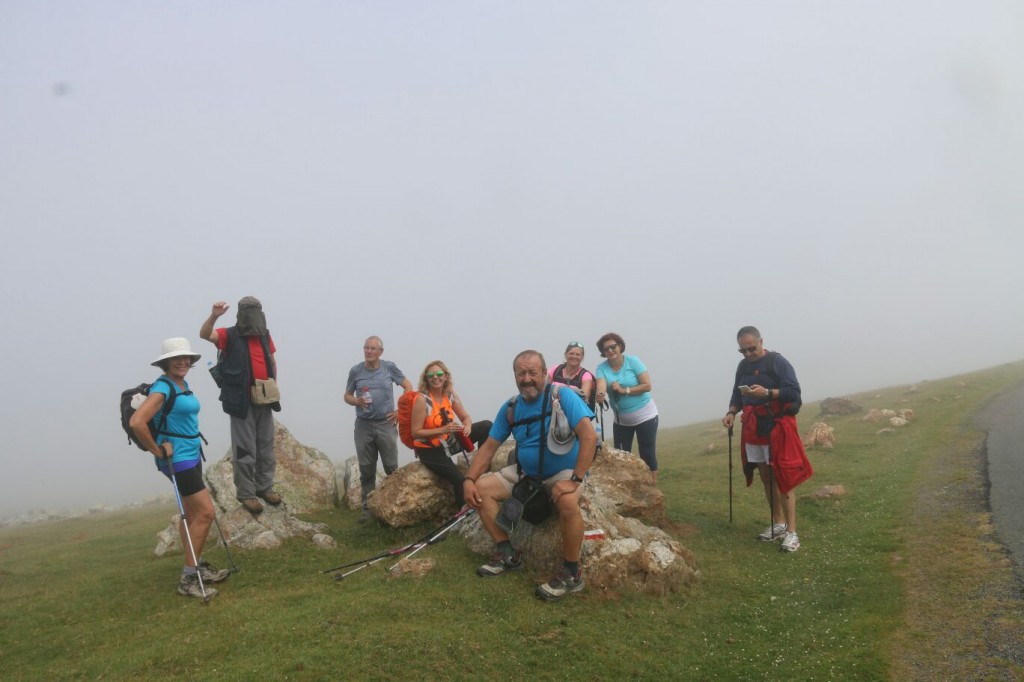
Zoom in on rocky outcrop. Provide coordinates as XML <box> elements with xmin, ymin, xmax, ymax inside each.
<box><xmin>154</xmin><ymin>421</ymin><xmax>334</xmax><ymax>555</ymax></box>
<box><xmin>366</xmin><ymin>442</ymin><xmax>694</xmax><ymax>594</ymax></box>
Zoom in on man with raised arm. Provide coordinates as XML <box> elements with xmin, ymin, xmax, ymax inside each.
<box><xmin>200</xmin><ymin>297</ymin><xmax>282</xmax><ymax>515</ymax></box>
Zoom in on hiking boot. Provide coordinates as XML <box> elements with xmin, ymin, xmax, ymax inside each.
<box><xmin>198</xmin><ymin>560</ymin><xmax>231</xmax><ymax>583</ymax></box>
<box><xmin>260</xmin><ymin>490</ymin><xmax>283</xmax><ymax>506</ymax></box>
<box><xmin>241</xmin><ymin>498</ymin><xmax>264</xmax><ymax>515</ymax></box>
<box><xmin>780</xmin><ymin>532</ymin><xmax>801</xmax><ymax>553</ymax></box>
<box><xmin>477</xmin><ymin>549</ymin><xmax>523</xmax><ymax>577</ymax></box>
<box><xmin>758</xmin><ymin>522</ymin><xmax>787</xmax><ymax>542</ymax></box>
<box><xmin>535</xmin><ymin>567</ymin><xmax>585</xmax><ymax>601</ymax></box>
<box><xmin>177</xmin><ymin>572</ymin><xmax>218</xmax><ymax>599</ymax></box>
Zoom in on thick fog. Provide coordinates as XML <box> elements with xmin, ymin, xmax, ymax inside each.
<box><xmin>2</xmin><ymin>2</ymin><xmax>1022</xmax><ymax>518</ymax></box>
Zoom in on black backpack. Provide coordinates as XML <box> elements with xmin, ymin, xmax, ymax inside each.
<box><xmin>120</xmin><ymin>376</ymin><xmax>207</xmax><ymax>451</ymax></box>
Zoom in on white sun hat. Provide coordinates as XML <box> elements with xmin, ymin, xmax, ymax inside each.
<box><xmin>151</xmin><ymin>337</ymin><xmax>202</xmax><ymax>366</ymax></box>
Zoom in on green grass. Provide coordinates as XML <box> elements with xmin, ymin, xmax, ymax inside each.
<box><xmin>3</xmin><ymin>363</ymin><xmax>1024</xmax><ymax>681</ymax></box>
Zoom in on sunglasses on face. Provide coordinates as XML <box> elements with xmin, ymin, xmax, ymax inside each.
<box><xmin>602</xmin><ymin>344</ymin><xmax>619</xmax><ymax>353</ymax></box>
<box><xmin>738</xmin><ymin>345</ymin><xmax>759</xmax><ymax>354</ymax></box>
<box><xmin>426</xmin><ymin>371</ymin><xmax>446</xmax><ymax>378</ymax></box>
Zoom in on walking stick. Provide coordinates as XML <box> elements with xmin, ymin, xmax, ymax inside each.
<box><xmin>727</xmin><ymin>426</ymin><xmax>734</xmax><ymax>524</ymax></box>
<box><xmin>767</xmin><ymin>443</ymin><xmax>776</xmax><ymax>540</ymax></box>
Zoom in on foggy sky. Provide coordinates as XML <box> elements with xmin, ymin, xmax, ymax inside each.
<box><xmin>2</xmin><ymin>2</ymin><xmax>1022</xmax><ymax>518</ymax></box>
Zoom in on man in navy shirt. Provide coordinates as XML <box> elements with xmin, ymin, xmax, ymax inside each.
<box><xmin>463</xmin><ymin>350</ymin><xmax>597</xmax><ymax>600</ymax></box>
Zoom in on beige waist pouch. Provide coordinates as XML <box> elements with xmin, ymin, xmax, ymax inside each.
<box><xmin>251</xmin><ymin>378</ymin><xmax>281</xmax><ymax>405</ymax></box>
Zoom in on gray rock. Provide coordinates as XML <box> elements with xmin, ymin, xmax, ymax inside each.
<box><xmin>154</xmin><ymin>421</ymin><xmax>332</xmax><ymax>554</ymax></box>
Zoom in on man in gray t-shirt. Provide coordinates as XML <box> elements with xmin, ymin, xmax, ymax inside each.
<box><xmin>344</xmin><ymin>336</ymin><xmax>413</xmax><ymax>518</ymax></box>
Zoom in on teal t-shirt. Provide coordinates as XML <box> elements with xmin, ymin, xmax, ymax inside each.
<box><xmin>596</xmin><ymin>355</ymin><xmax>651</xmax><ymax>415</ymax></box>
<box><xmin>149</xmin><ymin>377</ymin><xmax>202</xmax><ymax>473</ymax></box>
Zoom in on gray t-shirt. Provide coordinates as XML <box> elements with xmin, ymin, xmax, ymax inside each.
<box><xmin>346</xmin><ymin>360</ymin><xmax>407</xmax><ymax>421</ymax></box>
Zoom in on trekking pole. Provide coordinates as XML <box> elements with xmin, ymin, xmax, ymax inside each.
<box><xmin>210</xmin><ymin>515</ymin><xmax>239</xmax><ymax>574</ymax></box>
<box><xmin>727</xmin><ymin>426</ymin><xmax>734</xmax><ymax>524</ymax></box>
<box><xmin>388</xmin><ymin>508</ymin><xmax>476</xmax><ymax>571</ymax></box>
<box><xmin>326</xmin><ymin>538</ymin><xmax>426</xmax><ymax>577</ymax></box>
<box><xmin>321</xmin><ymin>506</ymin><xmax>476</xmax><ymax>575</ymax></box>
<box><xmin>169</xmin><ymin>471</ymin><xmax>210</xmax><ymax>604</ymax></box>
<box><xmin>335</xmin><ymin>541</ymin><xmax>428</xmax><ymax>580</ymax></box>
<box><xmin>767</xmin><ymin>444</ymin><xmax>776</xmax><ymax>540</ymax></box>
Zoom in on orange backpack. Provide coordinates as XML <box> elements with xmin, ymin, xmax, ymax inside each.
<box><xmin>396</xmin><ymin>390</ymin><xmax>423</xmax><ymax>449</ymax></box>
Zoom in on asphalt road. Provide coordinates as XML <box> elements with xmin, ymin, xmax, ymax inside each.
<box><xmin>975</xmin><ymin>383</ymin><xmax>1024</xmax><ymax>584</ymax></box>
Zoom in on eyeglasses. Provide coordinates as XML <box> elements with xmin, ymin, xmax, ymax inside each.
<box><xmin>602</xmin><ymin>343</ymin><xmax>619</xmax><ymax>353</ymax></box>
<box><xmin>426</xmin><ymin>371</ymin><xmax>446</xmax><ymax>378</ymax></box>
<box><xmin>738</xmin><ymin>345</ymin><xmax>759</xmax><ymax>354</ymax></box>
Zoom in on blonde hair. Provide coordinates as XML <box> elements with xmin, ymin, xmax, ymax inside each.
<box><xmin>418</xmin><ymin>360</ymin><xmax>453</xmax><ymax>395</ymax></box>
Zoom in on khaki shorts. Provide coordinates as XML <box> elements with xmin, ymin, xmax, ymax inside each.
<box><xmin>486</xmin><ymin>464</ymin><xmax>574</xmax><ymax>495</ymax></box>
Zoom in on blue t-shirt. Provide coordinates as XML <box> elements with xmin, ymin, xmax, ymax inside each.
<box><xmin>346</xmin><ymin>361</ymin><xmax>407</xmax><ymax>421</ymax></box>
<box><xmin>488</xmin><ymin>386</ymin><xmax>594</xmax><ymax>479</ymax></box>
<box><xmin>149</xmin><ymin>377</ymin><xmax>202</xmax><ymax>473</ymax></box>
<box><xmin>596</xmin><ymin>355</ymin><xmax>651</xmax><ymax>415</ymax></box>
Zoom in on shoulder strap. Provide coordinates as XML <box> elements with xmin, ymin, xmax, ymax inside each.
<box><xmin>537</xmin><ymin>384</ymin><xmax>551</xmax><ymax>476</ymax></box>
<box><xmin>152</xmin><ymin>376</ymin><xmax>177</xmax><ymax>436</ymax></box>
<box><xmin>259</xmin><ymin>333</ymin><xmax>275</xmax><ymax>380</ymax></box>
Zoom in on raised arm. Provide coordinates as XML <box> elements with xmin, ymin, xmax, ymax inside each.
<box><xmin>199</xmin><ymin>301</ymin><xmax>230</xmax><ymax>345</ymax></box>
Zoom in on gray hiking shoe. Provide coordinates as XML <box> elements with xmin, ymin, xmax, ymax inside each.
<box><xmin>198</xmin><ymin>560</ymin><xmax>230</xmax><ymax>584</ymax></box>
<box><xmin>758</xmin><ymin>523</ymin><xmax>787</xmax><ymax>542</ymax></box>
<box><xmin>177</xmin><ymin>572</ymin><xmax>218</xmax><ymax>599</ymax></box>
<box><xmin>535</xmin><ymin>567</ymin><xmax>585</xmax><ymax>601</ymax></box>
<box><xmin>477</xmin><ymin>549</ymin><xmax>523</xmax><ymax>577</ymax></box>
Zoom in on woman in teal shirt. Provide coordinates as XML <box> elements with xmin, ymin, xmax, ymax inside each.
<box><xmin>594</xmin><ymin>332</ymin><xmax>660</xmax><ymax>482</ymax></box>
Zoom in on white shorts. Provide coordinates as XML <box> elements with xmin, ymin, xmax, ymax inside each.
<box><xmin>745</xmin><ymin>443</ymin><xmax>772</xmax><ymax>464</ymax></box>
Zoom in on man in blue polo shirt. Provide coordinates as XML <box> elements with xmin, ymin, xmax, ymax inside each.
<box><xmin>462</xmin><ymin>350</ymin><xmax>597</xmax><ymax>601</ymax></box>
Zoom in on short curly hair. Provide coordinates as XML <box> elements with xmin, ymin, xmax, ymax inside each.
<box><xmin>596</xmin><ymin>332</ymin><xmax>626</xmax><ymax>358</ymax></box>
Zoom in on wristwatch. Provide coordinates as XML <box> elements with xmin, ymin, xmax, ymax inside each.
<box><xmin>570</xmin><ymin>473</ymin><xmax>585</xmax><ymax>483</ymax></box>
<box><xmin>626</xmin><ymin>387</ymin><xmax>631</xmax><ymax>395</ymax></box>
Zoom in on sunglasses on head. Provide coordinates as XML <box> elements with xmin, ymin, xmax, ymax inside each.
<box><xmin>426</xmin><ymin>371</ymin><xmax>446</xmax><ymax>378</ymax></box>
<box><xmin>738</xmin><ymin>345</ymin><xmax>759</xmax><ymax>354</ymax></box>
<box><xmin>567</xmin><ymin>342</ymin><xmax>584</xmax><ymax>349</ymax></box>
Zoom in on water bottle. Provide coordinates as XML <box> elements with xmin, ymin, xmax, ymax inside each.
<box><xmin>361</xmin><ymin>387</ymin><xmax>373</xmax><ymax>412</ymax></box>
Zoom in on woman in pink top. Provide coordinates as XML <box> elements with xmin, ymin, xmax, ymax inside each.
<box><xmin>548</xmin><ymin>342</ymin><xmax>596</xmax><ymax>409</ymax></box>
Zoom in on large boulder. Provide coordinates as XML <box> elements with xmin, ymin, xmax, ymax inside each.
<box><xmin>372</xmin><ymin>442</ymin><xmax>696</xmax><ymax>595</ymax></box>
<box><xmin>154</xmin><ymin>421</ymin><xmax>333</xmax><ymax>554</ymax></box>
<box><xmin>367</xmin><ymin>441</ymin><xmax>517</xmax><ymax>525</ymax></box>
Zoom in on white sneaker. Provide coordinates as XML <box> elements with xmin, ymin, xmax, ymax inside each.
<box><xmin>780</xmin><ymin>532</ymin><xmax>800</xmax><ymax>553</ymax></box>
<box><xmin>758</xmin><ymin>523</ymin><xmax>787</xmax><ymax>541</ymax></box>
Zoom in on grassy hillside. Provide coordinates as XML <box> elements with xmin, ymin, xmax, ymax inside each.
<box><xmin>3</xmin><ymin>362</ymin><xmax>1023</xmax><ymax>681</ymax></box>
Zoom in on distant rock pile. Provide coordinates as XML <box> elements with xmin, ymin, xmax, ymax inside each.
<box><xmin>819</xmin><ymin>397</ymin><xmax>862</xmax><ymax>416</ymax></box>
<box><xmin>802</xmin><ymin>422</ymin><xmax>836</xmax><ymax>450</ymax></box>
<box><xmin>861</xmin><ymin>407</ymin><xmax>915</xmax><ymax>435</ymax></box>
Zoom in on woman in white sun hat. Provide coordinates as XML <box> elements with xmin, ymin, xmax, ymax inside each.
<box><xmin>130</xmin><ymin>338</ymin><xmax>230</xmax><ymax>599</ymax></box>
